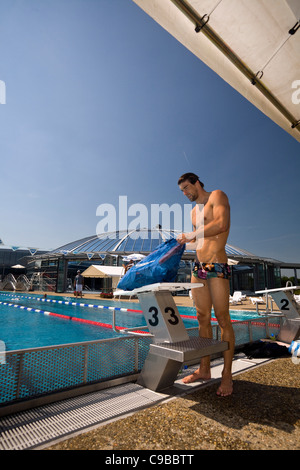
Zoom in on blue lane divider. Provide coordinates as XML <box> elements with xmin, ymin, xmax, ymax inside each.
<box><xmin>0</xmin><ymin>292</ymin><xmax>143</xmax><ymax>313</ymax></box>
<box><xmin>0</xmin><ymin>300</ymin><xmax>53</xmax><ymax>315</ymax></box>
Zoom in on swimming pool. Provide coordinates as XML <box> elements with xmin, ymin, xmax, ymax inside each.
<box><xmin>0</xmin><ymin>291</ymin><xmax>281</xmax><ymax>411</ymax></box>
<box><xmin>0</xmin><ymin>292</ymin><xmax>261</xmax><ymax>351</ymax></box>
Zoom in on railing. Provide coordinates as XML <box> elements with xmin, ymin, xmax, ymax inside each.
<box><xmin>0</xmin><ymin>334</ymin><xmax>152</xmax><ymax>415</ymax></box>
<box><xmin>0</xmin><ymin>315</ymin><xmax>282</xmax><ymax>416</ymax></box>
<box><xmin>0</xmin><ymin>273</ymin><xmax>56</xmax><ymax>292</ymax></box>
<box><xmin>29</xmin><ymin>273</ymin><xmax>56</xmax><ymax>292</ymax></box>
<box><xmin>15</xmin><ymin>275</ymin><xmax>30</xmax><ymax>291</ymax></box>
<box><xmin>0</xmin><ymin>274</ymin><xmax>17</xmax><ymax>291</ymax></box>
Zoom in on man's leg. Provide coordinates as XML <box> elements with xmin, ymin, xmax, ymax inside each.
<box><xmin>182</xmin><ymin>278</ymin><xmax>213</xmax><ymax>384</ymax></box>
<box><xmin>208</xmin><ymin>277</ymin><xmax>235</xmax><ymax>396</ymax></box>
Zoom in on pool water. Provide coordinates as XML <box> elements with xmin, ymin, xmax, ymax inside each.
<box><xmin>0</xmin><ymin>292</ymin><xmax>261</xmax><ymax>351</ymax></box>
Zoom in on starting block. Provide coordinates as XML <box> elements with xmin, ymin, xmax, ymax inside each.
<box><xmin>256</xmin><ymin>286</ymin><xmax>300</xmax><ymax>344</ymax></box>
<box><xmin>121</xmin><ymin>283</ymin><xmax>228</xmax><ymax>391</ymax></box>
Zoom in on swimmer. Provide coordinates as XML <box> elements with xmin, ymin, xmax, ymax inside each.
<box><xmin>177</xmin><ymin>173</ymin><xmax>235</xmax><ymax>397</ymax></box>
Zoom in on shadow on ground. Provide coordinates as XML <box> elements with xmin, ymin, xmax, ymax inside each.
<box><xmin>186</xmin><ymin>377</ymin><xmax>300</xmax><ymax>433</ymax></box>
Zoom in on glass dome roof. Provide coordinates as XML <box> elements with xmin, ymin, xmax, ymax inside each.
<box><xmin>50</xmin><ymin>228</ymin><xmax>257</xmax><ymax>259</ymax></box>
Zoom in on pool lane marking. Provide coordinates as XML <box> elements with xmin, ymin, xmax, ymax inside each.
<box><xmin>1</xmin><ymin>293</ymin><xmax>215</xmax><ymax>323</ymax></box>
<box><xmin>0</xmin><ymin>300</ymin><xmax>148</xmax><ymax>334</ymax></box>
<box><xmin>0</xmin><ymin>293</ymin><xmax>143</xmax><ymax>313</ymax></box>
<box><xmin>0</xmin><ymin>293</ymin><xmax>280</xmax><ymax>327</ymax></box>
<box><xmin>0</xmin><ymin>293</ymin><xmax>225</xmax><ymax>319</ymax></box>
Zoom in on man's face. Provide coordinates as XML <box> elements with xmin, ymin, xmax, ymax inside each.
<box><xmin>179</xmin><ymin>180</ymin><xmax>199</xmax><ymax>202</ymax></box>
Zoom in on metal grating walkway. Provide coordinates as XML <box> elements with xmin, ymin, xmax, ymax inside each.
<box><xmin>0</xmin><ymin>355</ymin><xmax>271</xmax><ymax>450</ymax></box>
<box><xmin>0</xmin><ymin>383</ymin><xmax>166</xmax><ymax>450</ymax></box>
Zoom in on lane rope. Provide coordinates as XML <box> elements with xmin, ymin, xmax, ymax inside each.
<box><xmin>0</xmin><ymin>300</ymin><xmax>148</xmax><ymax>334</ymax></box>
<box><xmin>0</xmin><ymin>292</ymin><xmax>143</xmax><ymax>313</ymax></box>
<box><xmin>0</xmin><ymin>292</ymin><xmax>280</xmax><ymax>327</ymax></box>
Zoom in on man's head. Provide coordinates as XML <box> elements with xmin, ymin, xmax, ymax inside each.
<box><xmin>178</xmin><ymin>173</ymin><xmax>204</xmax><ymax>202</ymax></box>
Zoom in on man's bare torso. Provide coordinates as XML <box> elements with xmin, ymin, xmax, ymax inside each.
<box><xmin>191</xmin><ymin>190</ymin><xmax>230</xmax><ymax>263</ymax></box>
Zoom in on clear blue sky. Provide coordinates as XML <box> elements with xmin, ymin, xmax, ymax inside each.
<box><xmin>0</xmin><ymin>0</ymin><xmax>299</xmax><ymax>265</ymax></box>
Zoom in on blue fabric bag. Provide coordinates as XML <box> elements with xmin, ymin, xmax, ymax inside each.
<box><xmin>117</xmin><ymin>238</ymin><xmax>185</xmax><ymax>291</ymax></box>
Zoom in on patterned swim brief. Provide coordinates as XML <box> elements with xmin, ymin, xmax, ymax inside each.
<box><xmin>192</xmin><ymin>261</ymin><xmax>231</xmax><ymax>280</ymax></box>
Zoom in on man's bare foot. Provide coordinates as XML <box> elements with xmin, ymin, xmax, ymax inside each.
<box><xmin>216</xmin><ymin>374</ymin><xmax>233</xmax><ymax>397</ymax></box>
<box><xmin>182</xmin><ymin>368</ymin><xmax>211</xmax><ymax>384</ymax></box>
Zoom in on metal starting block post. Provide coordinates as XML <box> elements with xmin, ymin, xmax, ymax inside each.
<box><xmin>126</xmin><ymin>283</ymin><xmax>228</xmax><ymax>392</ymax></box>
<box><xmin>256</xmin><ymin>286</ymin><xmax>300</xmax><ymax>344</ymax></box>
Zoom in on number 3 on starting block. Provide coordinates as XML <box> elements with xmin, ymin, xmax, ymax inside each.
<box><xmin>138</xmin><ymin>291</ymin><xmax>189</xmax><ymax>343</ymax></box>
<box><xmin>148</xmin><ymin>306</ymin><xmax>179</xmax><ymax>327</ymax></box>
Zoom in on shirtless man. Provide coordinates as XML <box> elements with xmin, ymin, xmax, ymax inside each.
<box><xmin>177</xmin><ymin>173</ymin><xmax>235</xmax><ymax>397</ymax></box>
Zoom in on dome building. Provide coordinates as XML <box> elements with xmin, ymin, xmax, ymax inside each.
<box><xmin>26</xmin><ymin>227</ymin><xmax>295</xmax><ymax>294</ymax></box>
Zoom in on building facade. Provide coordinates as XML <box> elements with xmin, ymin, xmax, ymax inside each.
<box><xmin>23</xmin><ymin>228</ymin><xmax>298</xmax><ymax>294</ymax></box>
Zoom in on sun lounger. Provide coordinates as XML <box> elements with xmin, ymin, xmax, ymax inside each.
<box><xmin>249</xmin><ymin>296</ymin><xmax>265</xmax><ymax>305</ymax></box>
<box><xmin>113</xmin><ymin>289</ymin><xmax>136</xmax><ymax>300</ymax></box>
<box><xmin>229</xmin><ymin>291</ymin><xmax>246</xmax><ymax>304</ymax></box>
<box><xmin>294</xmin><ymin>294</ymin><xmax>300</xmax><ymax>305</ymax></box>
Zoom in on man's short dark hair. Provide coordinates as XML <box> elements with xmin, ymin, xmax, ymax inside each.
<box><xmin>178</xmin><ymin>173</ymin><xmax>204</xmax><ymax>188</ymax></box>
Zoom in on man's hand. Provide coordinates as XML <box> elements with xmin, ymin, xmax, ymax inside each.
<box><xmin>177</xmin><ymin>234</ymin><xmax>186</xmax><ymax>244</ymax></box>
<box><xmin>177</xmin><ymin>233</ymin><xmax>194</xmax><ymax>244</ymax></box>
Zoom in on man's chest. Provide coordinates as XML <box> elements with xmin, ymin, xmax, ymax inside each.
<box><xmin>191</xmin><ymin>204</ymin><xmax>213</xmax><ymax>227</ymax></box>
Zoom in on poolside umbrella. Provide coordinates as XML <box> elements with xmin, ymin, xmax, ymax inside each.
<box><xmin>122</xmin><ymin>254</ymin><xmax>146</xmax><ymax>262</ymax></box>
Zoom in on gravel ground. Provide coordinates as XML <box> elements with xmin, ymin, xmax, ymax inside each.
<box><xmin>47</xmin><ymin>357</ymin><xmax>300</xmax><ymax>451</ymax></box>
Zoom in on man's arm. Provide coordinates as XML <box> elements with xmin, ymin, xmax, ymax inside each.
<box><xmin>201</xmin><ymin>190</ymin><xmax>230</xmax><ymax>237</ymax></box>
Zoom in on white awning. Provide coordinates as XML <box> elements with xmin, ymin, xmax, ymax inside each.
<box><xmin>133</xmin><ymin>0</ymin><xmax>300</xmax><ymax>142</ymax></box>
<box><xmin>81</xmin><ymin>265</ymin><xmax>124</xmax><ymax>278</ymax></box>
